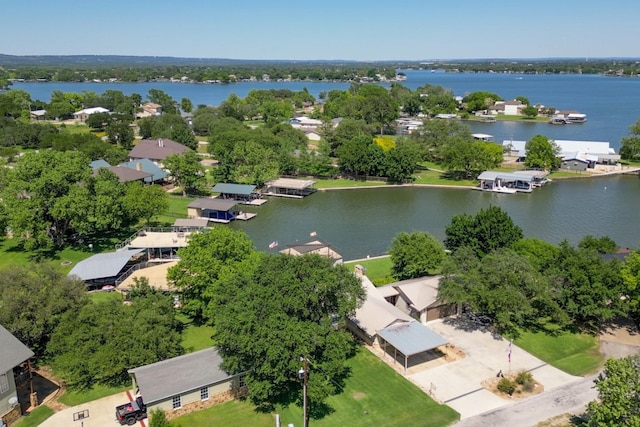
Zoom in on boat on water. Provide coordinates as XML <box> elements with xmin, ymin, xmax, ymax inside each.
<box><xmin>490</xmin><ymin>185</ymin><xmax>517</xmax><ymax>194</ymax></box>
<box><xmin>565</xmin><ymin>113</ymin><xmax>587</xmax><ymax>123</ymax></box>
<box><xmin>549</xmin><ymin>117</ymin><xmax>567</xmax><ymax>125</ymax></box>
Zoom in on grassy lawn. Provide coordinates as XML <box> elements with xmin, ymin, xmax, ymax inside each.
<box><xmin>0</xmin><ymin>238</ymin><xmax>97</xmax><ymax>272</ymax></box>
<box><xmin>175</xmin><ymin>347</ymin><xmax>459</xmax><ymax>427</ymax></box>
<box><xmin>14</xmin><ymin>405</ymin><xmax>55</xmax><ymax>427</ymax></box>
<box><xmin>314</xmin><ymin>178</ymin><xmax>388</xmax><ymax>189</ymax></box>
<box><xmin>154</xmin><ymin>194</ymin><xmax>196</xmax><ymax>225</ymax></box>
<box><xmin>344</xmin><ymin>256</ymin><xmax>394</xmax><ymax>286</ymax></box>
<box><xmin>58</xmin><ymin>384</ymin><xmax>130</xmax><ymax>406</ymax></box>
<box><xmin>178</xmin><ymin>314</ymin><xmax>216</xmax><ymax>353</ymax></box>
<box><xmin>513</xmin><ymin>330</ymin><xmax>603</xmax><ymax>376</ymax></box>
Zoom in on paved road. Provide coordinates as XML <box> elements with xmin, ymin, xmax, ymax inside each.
<box><xmin>454</xmin><ymin>374</ymin><xmax>598</xmax><ymax>427</ymax></box>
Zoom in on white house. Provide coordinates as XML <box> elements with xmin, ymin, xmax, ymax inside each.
<box><xmin>290</xmin><ymin>116</ymin><xmax>323</xmax><ymax>129</ymax></box>
<box><xmin>72</xmin><ymin>106</ymin><xmax>110</xmax><ymax>121</ymax></box>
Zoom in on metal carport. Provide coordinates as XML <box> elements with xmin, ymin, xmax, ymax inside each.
<box><xmin>377</xmin><ymin>321</ymin><xmax>448</xmax><ymax>374</ymax></box>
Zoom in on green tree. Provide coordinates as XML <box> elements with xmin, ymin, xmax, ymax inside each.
<box><xmin>439</xmin><ymin>247</ymin><xmax>566</xmax><ymax>334</ymax></box>
<box><xmin>167</xmin><ymin>228</ymin><xmax>257</xmax><ymax>323</ymax></box>
<box><xmin>462</xmin><ymin>91</ymin><xmax>503</xmax><ymax>113</ymax></box>
<box><xmin>180</xmin><ymin>97</ymin><xmax>193</xmax><ymax>113</ymax></box>
<box><xmin>382</xmin><ymin>138</ymin><xmax>420</xmax><ymax>183</ymax></box>
<box><xmin>521</xmin><ymin>105</ymin><xmax>539</xmax><ymax>118</ymax></box>
<box><xmin>549</xmin><ymin>241</ymin><xmax>626</xmax><ymax>328</ymax></box>
<box><xmin>211</xmin><ymin>253</ymin><xmax>365</xmax><ymax>413</ymax></box>
<box><xmin>515</xmin><ymin>96</ymin><xmax>530</xmax><ymax>106</ymax></box>
<box><xmin>148</xmin><ymin>89</ymin><xmax>177</xmax><ymax>114</ymax></box>
<box><xmin>525</xmin><ymin>135</ymin><xmax>560</xmax><ymax>170</ymax></box>
<box><xmin>163</xmin><ymin>151</ymin><xmax>206</xmax><ymax>196</ymax></box>
<box><xmin>442</xmin><ymin>140</ymin><xmax>499</xmax><ymax>179</ymax></box>
<box><xmin>620</xmin><ymin>250</ymin><xmax>640</xmax><ymax>315</ymax></box>
<box><xmin>586</xmin><ymin>355</ymin><xmax>640</xmax><ymax>426</ymax></box>
<box><xmin>444</xmin><ymin>206</ymin><xmax>524</xmax><ymax>256</ymax></box>
<box><xmin>410</xmin><ymin>119</ymin><xmax>473</xmax><ymax>163</ymax></box>
<box><xmin>48</xmin><ymin>285</ymin><xmax>182</xmax><ymax>389</ymax></box>
<box><xmin>578</xmin><ymin>235</ymin><xmax>619</xmax><ymax>254</ymax></box>
<box><xmin>123</xmin><ymin>182</ymin><xmax>168</xmax><ymax>226</ymax></box>
<box><xmin>620</xmin><ymin>119</ymin><xmax>640</xmax><ymax>161</ymax></box>
<box><xmin>355</xmin><ymin>84</ymin><xmax>399</xmax><ymax>135</ymax></box>
<box><xmin>2</xmin><ymin>151</ymin><xmax>93</xmax><ymax>250</ymax></box>
<box><xmin>388</xmin><ymin>231</ymin><xmax>445</xmax><ymax>280</ymax></box>
<box><xmin>219</xmin><ymin>93</ymin><xmax>247</xmax><ymax>121</ymax></box>
<box><xmin>0</xmin><ymin>264</ymin><xmax>87</xmax><ymax>358</ymax></box>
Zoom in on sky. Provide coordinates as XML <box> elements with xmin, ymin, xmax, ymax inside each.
<box><xmin>2</xmin><ymin>0</ymin><xmax>639</xmax><ymax>61</ymax></box>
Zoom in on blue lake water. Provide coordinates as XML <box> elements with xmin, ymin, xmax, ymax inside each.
<box><xmin>11</xmin><ymin>72</ymin><xmax>640</xmax><ymax>258</ymax></box>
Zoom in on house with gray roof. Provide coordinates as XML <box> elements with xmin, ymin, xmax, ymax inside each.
<box><xmin>128</xmin><ymin>347</ymin><xmax>246</xmax><ymax>414</ymax></box>
<box><xmin>0</xmin><ymin>326</ymin><xmax>34</xmax><ymax>424</ymax></box>
<box><xmin>118</xmin><ymin>158</ymin><xmax>168</xmax><ymax>183</ymax></box>
<box><xmin>68</xmin><ymin>248</ymin><xmax>145</xmax><ymax>290</ymax></box>
<box><xmin>348</xmin><ymin>275</ymin><xmax>449</xmax><ymax>374</ymax></box>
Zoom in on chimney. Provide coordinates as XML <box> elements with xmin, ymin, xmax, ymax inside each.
<box><xmin>136</xmin><ymin>162</ymin><xmax>142</xmax><ymax>171</ymax></box>
<box><xmin>158</xmin><ymin>138</ymin><xmax>163</xmax><ymax>147</ymax></box>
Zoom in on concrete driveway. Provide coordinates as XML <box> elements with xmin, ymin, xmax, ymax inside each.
<box><xmin>39</xmin><ymin>390</ymin><xmax>146</xmax><ymax>427</ymax></box>
<box><xmin>408</xmin><ymin>318</ymin><xmax>580</xmax><ymax>420</ymax></box>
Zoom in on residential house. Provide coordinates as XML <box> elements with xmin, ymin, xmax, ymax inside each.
<box><xmin>118</xmin><ymin>159</ymin><xmax>169</xmax><ymax>183</ymax></box>
<box><xmin>279</xmin><ymin>239</ymin><xmax>343</xmax><ymax>265</ymax></box>
<box><xmin>128</xmin><ymin>347</ymin><xmax>247</xmax><ymax>419</ymax></box>
<box><xmin>290</xmin><ymin>116</ymin><xmax>323</xmax><ymax>129</ymax></box>
<box><xmin>377</xmin><ymin>276</ymin><xmax>458</xmax><ymax>323</ymax></box>
<box><xmin>128</xmin><ymin>139</ymin><xmax>190</xmax><ymax>166</ymax></box>
<box><xmin>72</xmin><ymin>107</ymin><xmax>110</xmax><ymax>122</ymax></box>
<box><xmin>95</xmin><ymin>166</ymin><xmax>153</xmax><ymax>183</ymax></box>
<box><xmin>489</xmin><ymin>100</ymin><xmax>525</xmax><ymax>116</ymax></box>
<box><xmin>0</xmin><ymin>326</ymin><xmax>34</xmax><ymax>426</ymax></box>
<box><xmin>29</xmin><ymin>110</ymin><xmax>46</xmax><ymax>121</ymax></box>
<box><xmin>136</xmin><ymin>102</ymin><xmax>163</xmax><ymax>119</ymax></box>
<box><xmin>503</xmin><ymin>139</ymin><xmax>620</xmax><ymax>168</ymax></box>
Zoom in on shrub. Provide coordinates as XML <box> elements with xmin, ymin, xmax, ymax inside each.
<box><xmin>515</xmin><ymin>370</ymin><xmax>533</xmax><ymax>385</ymax></box>
<box><xmin>497</xmin><ymin>378</ymin><xmax>517</xmax><ymax>395</ymax></box>
<box><xmin>522</xmin><ymin>380</ymin><xmax>534</xmax><ymax>393</ymax></box>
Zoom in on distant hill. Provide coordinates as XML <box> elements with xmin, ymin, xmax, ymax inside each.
<box><xmin>0</xmin><ymin>54</ymin><xmax>391</xmax><ymax>67</ymax></box>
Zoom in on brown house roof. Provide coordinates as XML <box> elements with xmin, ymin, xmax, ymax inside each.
<box><xmin>129</xmin><ymin>139</ymin><xmax>190</xmax><ymax>162</ymax></box>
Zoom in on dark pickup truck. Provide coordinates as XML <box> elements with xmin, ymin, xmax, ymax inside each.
<box><xmin>115</xmin><ymin>395</ymin><xmax>147</xmax><ymax>425</ymax></box>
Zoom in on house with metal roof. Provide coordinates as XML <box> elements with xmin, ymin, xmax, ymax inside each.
<box><xmin>348</xmin><ymin>275</ymin><xmax>448</xmax><ymax>373</ymax></box>
<box><xmin>503</xmin><ymin>139</ymin><xmax>620</xmax><ymax>167</ymax></box>
<box><xmin>128</xmin><ymin>139</ymin><xmax>190</xmax><ymax>165</ymax></box>
<box><xmin>187</xmin><ymin>198</ymin><xmax>239</xmax><ymax>223</ymax></box>
<box><xmin>0</xmin><ymin>325</ymin><xmax>34</xmax><ymax>423</ymax></box>
<box><xmin>68</xmin><ymin>248</ymin><xmax>145</xmax><ymax>290</ymax></box>
<box><xmin>128</xmin><ymin>347</ymin><xmax>246</xmax><ymax>415</ymax></box>
<box><xmin>72</xmin><ymin>107</ymin><xmax>110</xmax><ymax>121</ymax></box>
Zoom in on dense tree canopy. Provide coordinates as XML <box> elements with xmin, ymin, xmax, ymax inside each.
<box><xmin>462</xmin><ymin>91</ymin><xmax>503</xmax><ymax>113</ymax></box>
<box><xmin>444</xmin><ymin>206</ymin><xmax>524</xmax><ymax>256</ymax></box>
<box><xmin>0</xmin><ymin>264</ymin><xmax>87</xmax><ymax>358</ymax></box>
<box><xmin>2</xmin><ymin>150</ymin><xmax>166</xmax><ymax>250</ymax></box>
<box><xmin>167</xmin><ymin>227</ymin><xmax>257</xmax><ymax>323</ymax></box>
<box><xmin>211</xmin><ymin>253</ymin><xmax>365</xmax><ymax>413</ymax></box>
<box><xmin>388</xmin><ymin>231</ymin><xmax>445</xmax><ymax>280</ymax></box>
<box><xmin>47</xmin><ymin>282</ymin><xmax>183</xmax><ymax>389</ymax></box>
<box><xmin>586</xmin><ymin>355</ymin><xmax>640</xmax><ymax>426</ymax></box>
<box><xmin>439</xmin><ymin>247</ymin><xmax>567</xmax><ymax>334</ymax></box>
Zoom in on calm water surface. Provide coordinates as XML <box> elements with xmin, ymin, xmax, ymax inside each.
<box><xmin>230</xmin><ymin>176</ymin><xmax>640</xmax><ymax>260</ymax></box>
<box><xmin>12</xmin><ymin>73</ymin><xmax>640</xmax><ymax>257</ymax></box>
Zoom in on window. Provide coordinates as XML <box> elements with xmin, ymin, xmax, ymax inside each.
<box><xmin>238</xmin><ymin>375</ymin><xmax>246</xmax><ymax>388</ymax></box>
<box><xmin>172</xmin><ymin>395</ymin><xmax>181</xmax><ymax>409</ymax></box>
<box><xmin>0</xmin><ymin>373</ymin><xmax>8</xmax><ymax>393</ymax></box>
<box><xmin>200</xmin><ymin>386</ymin><xmax>209</xmax><ymax>400</ymax></box>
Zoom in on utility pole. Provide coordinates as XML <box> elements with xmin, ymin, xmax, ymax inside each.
<box><xmin>298</xmin><ymin>356</ymin><xmax>308</xmax><ymax>427</ymax></box>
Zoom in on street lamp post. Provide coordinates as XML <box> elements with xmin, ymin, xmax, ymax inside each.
<box><xmin>298</xmin><ymin>357</ymin><xmax>308</xmax><ymax>427</ymax></box>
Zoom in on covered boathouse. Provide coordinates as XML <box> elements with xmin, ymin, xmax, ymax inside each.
<box><xmin>187</xmin><ymin>198</ymin><xmax>239</xmax><ymax>223</ymax></box>
<box><xmin>264</xmin><ymin>178</ymin><xmax>316</xmax><ymax>198</ymax></box>
<box><xmin>211</xmin><ymin>183</ymin><xmax>266</xmax><ymax>205</ymax></box>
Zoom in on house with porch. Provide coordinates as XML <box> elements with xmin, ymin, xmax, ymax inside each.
<box><xmin>0</xmin><ymin>326</ymin><xmax>34</xmax><ymax>426</ymax></box>
<box><xmin>279</xmin><ymin>239</ymin><xmax>343</xmax><ymax>265</ymax></box>
<box><xmin>128</xmin><ymin>347</ymin><xmax>247</xmax><ymax>420</ymax></box>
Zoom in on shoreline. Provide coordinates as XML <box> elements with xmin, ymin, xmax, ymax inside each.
<box><xmin>316</xmin><ymin>167</ymin><xmax>640</xmax><ymax>192</ymax></box>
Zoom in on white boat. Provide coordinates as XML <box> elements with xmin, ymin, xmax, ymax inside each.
<box><xmin>549</xmin><ymin>117</ymin><xmax>567</xmax><ymax>125</ymax></box>
<box><xmin>491</xmin><ymin>185</ymin><xmax>517</xmax><ymax>194</ymax></box>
